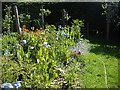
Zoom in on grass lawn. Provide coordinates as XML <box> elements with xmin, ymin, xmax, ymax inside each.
<box><xmin>80</xmin><ymin>38</ymin><xmax>120</xmax><ymax>88</ymax></box>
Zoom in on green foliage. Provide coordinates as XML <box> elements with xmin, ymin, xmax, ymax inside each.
<box><xmin>39</xmin><ymin>9</ymin><xmax>51</xmax><ymax>17</ymax></box>
<box><xmin>3</xmin><ymin>5</ymin><xmax>12</xmax><ymax>32</ymax></box>
<box><xmin>1</xmin><ymin>19</ymin><xmax>90</xmax><ymax>88</ymax></box>
<box><xmin>19</xmin><ymin>13</ymin><xmax>31</xmax><ymax>26</ymax></box>
<box><xmin>102</xmin><ymin>2</ymin><xmax>119</xmax><ymax>24</ymax></box>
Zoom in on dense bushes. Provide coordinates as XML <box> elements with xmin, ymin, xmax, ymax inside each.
<box><xmin>1</xmin><ymin>19</ymin><xmax>91</xmax><ymax>88</ymax></box>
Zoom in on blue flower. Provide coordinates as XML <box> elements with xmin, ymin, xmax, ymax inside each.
<box><xmin>22</xmin><ymin>40</ymin><xmax>27</xmax><ymax>44</ymax></box>
<box><xmin>61</xmin><ymin>31</ymin><xmax>65</xmax><ymax>35</ymax></box>
<box><xmin>58</xmin><ymin>25</ymin><xmax>64</xmax><ymax>29</ymax></box>
<box><xmin>45</xmin><ymin>29</ymin><xmax>49</xmax><ymax>32</ymax></box>
<box><xmin>1</xmin><ymin>83</ymin><xmax>13</xmax><ymax>88</ymax></box>
<box><xmin>4</xmin><ymin>49</ymin><xmax>9</xmax><ymax>56</ymax></box>
<box><xmin>65</xmin><ymin>34</ymin><xmax>69</xmax><ymax>37</ymax></box>
<box><xmin>56</xmin><ymin>35</ymin><xmax>58</xmax><ymax>40</ymax></box>
<box><xmin>14</xmin><ymin>81</ymin><xmax>22</xmax><ymax>89</ymax></box>
<box><xmin>61</xmin><ymin>31</ymin><xmax>69</xmax><ymax>37</ymax></box>
<box><xmin>58</xmin><ymin>25</ymin><xmax>62</xmax><ymax>29</ymax></box>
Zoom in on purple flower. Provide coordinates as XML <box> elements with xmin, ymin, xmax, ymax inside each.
<box><xmin>1</xmin><ymin>83</ymin><xmax>13</xmax><ymax>88</ymax></box>
<box><xmin>60</xmin><ymin>77</ymin><xmax>64</xmax><ymax>81</ymax></box>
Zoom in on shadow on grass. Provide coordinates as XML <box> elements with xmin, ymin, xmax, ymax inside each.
<box><xmin>89</xmin><ymin>38</ymin><xmax>120</xmax><ymax>59</ymax></box>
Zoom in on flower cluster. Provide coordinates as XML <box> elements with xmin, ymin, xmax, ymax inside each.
<box><xmin>1</xmin><ymin>81</ymin><xmax>22</xmax><ymax>89</ymax></box>
<box><xmin>69</xmin><ymin>40</ymin><xmax>91</xmax><ymax>56</ymax></box>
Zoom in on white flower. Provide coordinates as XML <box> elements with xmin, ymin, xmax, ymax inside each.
<box><xmin>0</xmin><ymin>37</ymin><xmax>2</xmax><ymax>41</ymax></box>
<box><xmin>10</xmin><ymin>54</ymin><xmax>14</xmax><ymax>56</ymax></box>
<box><xmin>30</xmin><ymin>46</ymin><xmax>34</xmax><ymax>49</ymax></box>
<box><xmin>1</xmin><ymin>83</ymin><xmax>13</xmax><ymax>88</ymax></box>
<box><xmin>14</xmin><ymin>81</ymin><xmax>22</xmax><ymax>89</ymax></box>
<box><xmin>22</xmin><ymin>40</ymin><xmax>26</xmax><ymax>44</ymax></box>
<box><xmin>43</xmin><ymin>42</ymin><xmax>48</xmax><ymax>46</ymax></box>
<box><xmin>43</xmin><ymin>42</ymin><xmax>50</xmax><ymax>48</ymax></box>
<box><xmin>17</xmin><ymin>44</ymin><xmax>20</xmax><ymax>47</ymax></box>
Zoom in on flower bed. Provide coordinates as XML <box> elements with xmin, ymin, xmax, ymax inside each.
<box><xmin>1</xmin><ymin>20</ymin><xmax>90</xmax><ymax>88</ymax></box>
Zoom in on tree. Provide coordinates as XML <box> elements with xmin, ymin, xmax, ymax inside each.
<box><xmin>102</xmin><ymin>2</ymin><xmax>119</xmax><ymax>41</ymax></box>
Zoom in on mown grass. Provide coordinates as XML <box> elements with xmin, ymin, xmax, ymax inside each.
<box><xmin>80</xmin><ymin>38</ymin><xmax>120</xmax><ymax>88</ymax></box>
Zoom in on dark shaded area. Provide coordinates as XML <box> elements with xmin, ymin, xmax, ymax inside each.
<box><xmin>89</xmin><ymin>37</ymin><xmax>120</xmax><ymax>59</ymax></box>
<box><xmin>2</xmin><ymin>2</ymin><xmax>120</xmax><ymax>42</ymax></box>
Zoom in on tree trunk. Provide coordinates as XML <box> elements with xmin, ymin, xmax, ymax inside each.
<box><xmin>14</xmin><ymin>5</ymin><xmax>21</xmax><ymax>34</ymax></box>
<box><xmin>41</xmin><ymin>3</ymin><xmax>44</xmax><ymax>30</ymax></box>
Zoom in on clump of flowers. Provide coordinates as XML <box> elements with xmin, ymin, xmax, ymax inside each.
<box><xmin>1</xmin><ymin>81</ymin><xmax>22</xmax><ymax>89</ymax></box>
<box><xmin>69</xmin><ymin>40</ymin><xmax>91</xmax><ymax>56</ymax></box>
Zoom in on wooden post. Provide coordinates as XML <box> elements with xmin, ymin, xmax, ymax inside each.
<box><xmin>41</xmin><ymin>3</ymin><xmax>44</xmax><ymax>30</ymax></box>
<box><xmin>14</xmin><ymin>5</ymin><xmax>21</xmax><ymax>34</ymax></box>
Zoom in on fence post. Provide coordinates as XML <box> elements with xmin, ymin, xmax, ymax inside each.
<box><xmin>14</xmin><ymin>5</ymin><xmax>21</xmax><ymax>34</ymax></box>
<box><xmin>41</xmin><ymin>3</ymin><xmax>44</xmax><ymax>30</ymax></box>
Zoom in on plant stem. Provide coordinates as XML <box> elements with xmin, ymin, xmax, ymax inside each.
<box><xmin>101</xmin><ymin>60</ymin><xmax>108</xmax><ymax>89</ymax></box>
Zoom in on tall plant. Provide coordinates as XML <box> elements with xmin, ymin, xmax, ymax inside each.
<box><xmin>3</xmin><ymin>5</ymin><xmax>12</xmax><ymax>33</ymax></box>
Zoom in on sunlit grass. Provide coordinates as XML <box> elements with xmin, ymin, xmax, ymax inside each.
<box><xmin>80</xmin><ymin>41</ymin><xmax>119</xmax><ymax>88</ymax></box>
